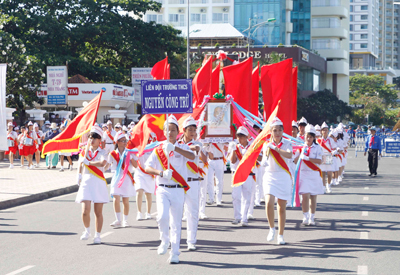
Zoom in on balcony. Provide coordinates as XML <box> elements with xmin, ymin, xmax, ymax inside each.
<box><xmin>327</xmin><ymin>60</ymin><xmax>349</xmax><ymax>75</ymax></box>
<box><xmin>312</xmin><ymin>27</ymin><xmax>348</xmax><ymax>39</ymax></box>
<box><xmin>312</xmin><ymin>6</ymin><xmax>348</xmax><ymax>18</ymax></box>
<box><xmin>286</xmin><ymin>0</ymin><xmax>293</xmax><ymax>11</ymax></box>
<box><xmin>168</xmin><ymin>0</ymin><xmax>186</xmax><ymax>4</ymax></box>
<box><xmin>312</xmin><ymin>0</ymin><xmax>341</xmax><ymax>7</ymax></box>
<box><xmin>286</xmin><ymin>22</ymin><xmax>293</xmax><ymax>33</ymax></box>
<box><xmin>212</xmin><ymin>0</ymin><xmax>231</xmax><ymax>3</ymax></box>
<box><xmin>318</xmin><ymin>48</ymin><xmax>348</xmax><ymax>59</ymax></box>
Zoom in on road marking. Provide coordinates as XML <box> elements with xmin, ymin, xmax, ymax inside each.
<box><xmin>362</xmin><ymin>211</ymin><xmax>368</xmax><ymax>217</ymax></box>
<box><xmin>363</xmin><ymin>197</ymin><xmax>369</xmax><ymax>201</ymax></box>
<box><xmin>360</xmin><ymin>232</ymin><xmax>369</xmax><ymax>239</ymax></box>
<box><xmin>5</xmin><ymin>265</ymin><xmax>35</xmax><ymax>275</ymax></box>
<box><xmin>357</xmin><ymin>265</ymin><xmax>368</xmax><ymax>274</ymax></box>
<box><xmin>364</xmin><ymin>187</ymin><xmax>369</xmax><ymax>190</ymax></box>
<box><xmin>100</xmin><ymin>232</ymin><xmax>113</xmax><ymax>238</ymax></box>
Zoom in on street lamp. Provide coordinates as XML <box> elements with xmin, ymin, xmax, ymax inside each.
<box><xmin>245</xmin><ymin>18</ymin><xmax>276</xmax><ymax>57</ymax></box>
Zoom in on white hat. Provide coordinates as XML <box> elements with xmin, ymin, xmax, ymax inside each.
<box><xmin>164</xmin><ymin>114</ymin><xmax>179</xmax><ymax>128</ymax></box>
<box><xmin>183</xmin><ymin>116</ymin><xmax>197</xmax><ymax>128</ymax></box>
<box><xmin>271</xmin><ymin>117</ymin><xmax>283</xmax><ymax>127</ymax></box>
<box><xmin>115</xmin><ymin>123</ymin><xmax>122</xmax><ymax>128</ymax></box>
<box><xmin>237</xmin><ymin>126</ymin><xmax>249</xmax><ymax>136</ymax></box>
<box><xmin>299</xmin><ymin>117</ymin><xmax>307</xmax><ymax>125</ymax></box>
<box><xmin>102</xmin><ymin>124</ymin><xmax>108</xmax><ymax>128</ymax></box>
<box><xmin>321</xmin><ymin>122</ymin><xmax>328</xmax><ymax>129</ymax></box>
<box><xmin>45</xmin><ymin>120</ymin><xmax>51</xmax><ymax>125</ymax></box>
<box><xmin>315</xmin><ymin>124</ymin><xmax>321</xmax><ymax>131</ymax></box>
<box><xmin>122</xmin><ymin>125</ymin><xmax>128</xmax><ymax>131</ymax></box>
<box><xmin>245</xmin><ymin>118</ymin><xmax>254</xmax><ymax>128</ymax></box>
<box><xmin>292</xmin><ymin>120</ymin><xmax>299</xmax><ymax>128</ymax></box>
<box><xmin>330</xmin><ymin>130</ymin><xmax>338</xmax><ymax>138</ymax></box>
<box><xmin>107</xmin><ymin>120</ymin><xmax>112</xmax><ymax>125</ymax></box>
<box><xmin>114</xmin><ymin>131</ymin><xmax>126</xmax><ymax>142</ymax></box>
<box><xmin>15</xmin><ymin>126</ymin><xmax>19</xmax><ymax>130</ymax></box>
<box><xmin>7</xmin><ymin>122</ymin><xmax>13</xmax><ymax>127</ymax></box>
<box><xmin>338</xmin><ymin>122</ymin><xmax>343</xmax><ymax>128</ymax></box>
<box><xmin>316</xmin><ymin>130</ymin><xmax>321</xmax><ymax>136</ymax></box>
<box><xmin>336</xmin><ymin>127</ymin><xmax>343</xmax><ymax>134</ymax></box>
<box><xmin>34</xmin><ymin>123</ymin><xmax>39</xmax><ymax>128</ymax></box>
<box><xmin>129</xmin><ymin>121</ymin><xmax>135</xmax><ymax>126</ymax></box>
<box><xmin>27</xmin><ymin>121</ymin><xmax>33</xmax><ymax>126</ymax></box>
<box><xmin>90</xmin><ymin>125</ymin><xmax>103</xmax><ymax>137</ymax></box>
<box><xmin>50</xmin><ymin>123</ymin><xmax>58</xmax><ymax>130</ymax></box>
<box><xmin>305</xmin><ymin>124</ymin><xmax>316</xmax><ymax>134</ymax></box>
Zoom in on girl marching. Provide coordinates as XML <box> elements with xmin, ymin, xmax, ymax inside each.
<box><xmin>23</xmin><ymin>121</ymin><xmax>38</xmax><ymax>169</ymax></box>
<box><xmin>34</xmin><ymin>123</ymin><xmax>44</xmax><ymax>168</ymax></box>
<box><xmin>6</xmin><ymin>122</ymin><xmax>18</xmax><ymax>169</ymax></box>
<box><xmin>317</xmin><ymin>122</ymin><xmax>336</xmax><ymax>193</ymax></box>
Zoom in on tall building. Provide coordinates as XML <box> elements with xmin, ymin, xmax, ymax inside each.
<box><xmin>233</xmin><ymin>0</ymin><xmax>293</xmax><ymax>46</ymax></box>
<box><xmin>143</xmin><ymin>0</ymin><xmax>234</xmax><ymax>33</ymax></box>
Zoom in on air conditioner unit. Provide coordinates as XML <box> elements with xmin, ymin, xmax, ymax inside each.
<box><xmin>223</xmin><ymin>8</ymin><xmax>228</xmax><ymax>12</ymax></box>
<box><xmin>200</xmin><ymin>9</ymin><xmax>206</xmax><ymax>13</ymax></box>
<box><xmin>178</xmin><ymin>9</ymin><xmax>184</xmax><ymax>13</ymax></box>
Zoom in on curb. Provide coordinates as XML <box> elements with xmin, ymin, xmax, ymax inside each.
<box><xmin>0</xmin><ymin>176</ymin><xmax>112</xmax><ymax>210</ymax></box>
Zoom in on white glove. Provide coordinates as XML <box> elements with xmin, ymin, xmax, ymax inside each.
<box><xmin>228</xmin><ymin>142</ymin><xmax>236</xmax><ymax>152</ymax></box>
<box><xmin>300</xmin><ymin>155</ymin><xmax>309</xmax><ymax>161</ymax></box>
<box><xmin>77</xmin><ymin>174</ymin><xmax>82</xmax><ymax>186</ymax></box>
<box><xmin>260</xmin><ymin>158</ymin><xmax>269</xmax><ymax>167</ymax></box>
<box><xmin>331</xmin><ymin>150</ymin><xmax>338</xmax><ymax>155</ymax></box>
<box><xmin>164</xmin><ymin>142</ymin><xmax>175</xmax><ymax>154</ymax></box>
<box><xmin>162</xmin><ymin>169</ymin><xmax>173</xmax><ymax>180</ymax></box>
<box><xmin>82</xmin><ymin>158</ymin><xmax>90</xmax><ymax>166</ymax></box>
<box><xmin>267</xmin><ymin>143</ymin><xmax>277</xmax><ymax>150</ymax></box>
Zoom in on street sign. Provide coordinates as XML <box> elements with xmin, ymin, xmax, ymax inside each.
<box><xmin>385</xmin><ymin>141</ymin><xmax>400</xmax><ymax>154</ymax></box>
<box><xmin>47</xmin><ymin>66</ymin><xmax>68</xmax><ymax>105</ymax></box>
<box><xmin>141</xmin><ymin>79</ymin><xmax>192</xmax><ymax>115</ymax></box>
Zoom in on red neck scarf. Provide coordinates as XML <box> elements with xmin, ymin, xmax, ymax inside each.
<box><xmin>369</xmin><ymin>136</ymin><xmax>375</xmax><ymax>147</ymax></box>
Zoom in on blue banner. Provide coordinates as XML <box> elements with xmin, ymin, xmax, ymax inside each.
<box><xmin>141</xmin><ymin>79</ymin><xmax>192</xmax><ymax>114</ymax></box>
<box><xmin>47</xmin><ymin>95</ymin><xmax>67</xmax><ymax>105</ymax></box>
<box><xmin>385</xmin><ymin>141</ymin><xmax>400</xmax><ymax>154</ymax></box>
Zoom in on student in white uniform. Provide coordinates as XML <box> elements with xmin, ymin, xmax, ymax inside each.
<box><xmin>329</xmin><ymin>130</ymin><xmax>341</xmax><ymax>186</ymax></box>
<box><xmin>58</xmin><ymin>125</ymin><xmax>74</xmax><ymax>172</ymax></box>
<box><xmin>205</xmin><ymin>142</ymin><xmax>226</xmax><ymax>205</ymax></box>
<box><xmin>335</xmin><ymin>128</ymin><xmax>345</xmax><ymax>184</ymax></box>
<box><xmin>76</xmin><ymin>125</ymin><xmax>109</xmax><ymax>244</ymax></box>
<box><xmin>6</xmin><ymin>122</ymin><xmax>18</xmax><ymax>169</ymax></box>
<box><xmin>145</xmin><ymin>115</ymin><xmax>195</xmax><ymax>264</ymax></box>
<box><xmin>298</xmin><ymin>124</ymin><xmax>324</xmax><ymax>226</ymax></box>
<box><xmin>297</xmin><ymin>117</ymin><xmax>307</xmax><ymax>141</ymax></box>
<box><xmin>134</xmin><ymin>132</ymin><xmax>157</xmax><ymax>221</ymax></box>
<box><xmin>229</xmin><ymin>126</ymin><xmax>256</xmax><ymax>227</ymax></box>
<box><xmin>23</xmin><ymin>121</ymin><xmax>38</xmax><ymax>169</ymax></box>
<box><xmin>317</xmin><ymin>122</ymin><xmax>336</xmax><ymax>193</ymax></box>
<box><xmin>33</xmin><ymin>123</ymin><xmax>44</xmax><ymax>167</ymax></box>
<box><xmin>288</xmin><ymin>121</ymin><xmax>301</xmax><ymax>207</ymax></box>
<box><xmin>262</xmin><ymin>117</ymin><xmax>293</xmax><ymax>245</ymax></box>
<box><xmin>198</xmin><ymin>147</ymin><xmax>209</xmax><ymax>220</ymax></box>
<box><xmin>102</xmin><ymin>124</ymin><xmax>116</xmax><ymax>155</ymax></box>
<box><xmin>179</xmin><ymin>116</ymin><xmax>205</xmax><ymax>251</ymax></box>
<box><xmin>252</xmin><ymin>123</ymin><xmax>264</xmax><ymax>208</ymax></box>
<box><xmin>107</xmin><ymin>132</ymin><xmax>138</xmax><ymax>227</ymax></box>
<box><xmin>315</xmin><ymin>124</ymin><xmax>321</xmax><ymax>139</ymax></box>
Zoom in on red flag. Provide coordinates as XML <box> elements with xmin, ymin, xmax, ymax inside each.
<box><xmin>251</xmin><ymin>62</ymin><xmax>260</xmax><ymax>116</ymax></box>
<box><xmin>192</xmin><ymin>56</ymin><xmax>212</xmax><ymax>107</ymax></box>
<box><xmin>151</xmin><ymin>57</ymin><xmax>168</xmax><ymax>80</ymax></box>
<box><xmin>212</xmin><ymin>63</ymin><xmax>220</xmax><ymax>95</ymax></box>
<box><xmin>223</xmin><ymin>57</ymin><xmax>253</xmax><ymax>111</ymax></box>
<box><xmin>261</xmin><ymin>58</ymin><xmax>293</xmax><ymax>135</ymax></box>
<box><xmin>232</xmin><ymin>102</ymin><xmax>280</xmax><ymax>186</ymax></box>
<box><xmin>127</xmin><ymin>114</ymin><xmax>167</xmax><ymax>156</ymax></box>
<box><xmin>41</xmin><ymin>92</ymin><xmax>103</xmax><ymax>157</ymax></box>
<box><xmin>292</xmin><ymin>67</ymin><xmax>298</xmax><ymax>121</ymax></box>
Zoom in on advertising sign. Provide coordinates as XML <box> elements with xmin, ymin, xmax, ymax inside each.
<box><xmin>132</xmin><ymin>68</ymin><xmax>153</xmax><ymax>85</ymax></box>
<box><xmin>385</xmin><ymin>141</ymin><xmax>400</xmax><ymax>154</ymax></box>
<box><xmin>47</xmin><ymin>66</ymin><xmax>68</xmax><ymax>105</ymax></box>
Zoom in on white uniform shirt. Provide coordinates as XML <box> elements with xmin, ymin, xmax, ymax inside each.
<box><xmin>145</xmin><ymin>141</ymin><xmax>191</xmax><ymax>186</ymax></box>
<box><xmin>336</xmin><ymin>139</ymin><xmax>345</xmax><ymax>151</ymax></box>
<box><xmin>262</xmin><ymin>138</ymin><xmax>293</xmax><ymax>172</ymax></box>
<box><xmin>208</xmin><ymin>143</ymin><xmax>225</xmax><ymax>159</ymax></box>
<box><xmin>300</xmin><ymin>144</ymin><xmax>323</xmax><ymax>172</ymax></box>
<box><xmin>35</xmin><ymin>130</ymin><xmax>44</xmax><ymax>145</ymax></box>
<box><xmin>107</xmin><ymin>149</ymin><xmax>137</xmax><ymax>173</ymax></box>
<box><xmin>7</xmin><ymin>131</ymin><xmax>18</xmax><ymax>141</ymax></box>
<box><xmin>79</xmin><ymin>147</ymin><xmax>107</xmax><ymax>174</ymax></box>
<box><xmin>319</xmin><ymin>137</ymin><xmax>335</xmax><ymax>154</ymax></box>
<box><xmin>178</xmin><ymin>138</ymin><xmax>203</xmax><ymax>178</ymax></box>
<box><xmin>230</xmin><ymin>142</ymin><xmax>251</xmax><ymax>172</ymax></box>
<box><xmin>103</xmin><ymin>130</ymin><xmax>115</xmax><ymax>144</ymax></box>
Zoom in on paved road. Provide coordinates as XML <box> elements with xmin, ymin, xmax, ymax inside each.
<box><xmin>1</xmin><ymin>150</ymin><xmax>400</xmax><ymax>275</ymax></box>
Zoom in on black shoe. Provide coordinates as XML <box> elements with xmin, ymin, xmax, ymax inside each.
<box><xmin>372</xmin><ymin>174</ymin><xmax>376</xmax><ymax>178</ymax></box>
<box><xmin>368</xmin><ymin>174</ymin><xmax>372</xmax><ymax>177</ymax></box>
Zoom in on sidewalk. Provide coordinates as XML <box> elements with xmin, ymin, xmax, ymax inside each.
<box><xmin>0</xmin><ymin>160</ymin><xmax>113</xmax><ymax>210</ymax></box>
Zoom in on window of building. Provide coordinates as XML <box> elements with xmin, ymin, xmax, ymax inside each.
<box><xmin>350</xmin><ymin>43</ymin><xmax>353</xmax><ymax>50</ymax></box>
<box><xmin>169</xmin><ymin>14</ymin><xmax>179</xmax><ymax>22</ymax></box>
<box><xmin>361</xmin><ymin>24</ymin><xmax>368</xmax><ymax>29</ymax></box>
<box><xmin>350</xmin><ymin>5</ymin><xmax>353</xmax><ymax>12</ymax></box>
<box><xmin>350</xmin><ymin>24</ymin><xmax>353</xmax><ymax>31</ymax></box>
<box><xmin>361</xmin><ymin>43</ymin><xmax>368</xmax><ymax>48</ymax></box>
<box><xmin>212</xmin><ymin>13</ymin><xmax>229</xmax><ymax>23</ymax></box>
<box><xmin>312</xmin><ymin>17</ymin><xmax>340</xmax><ymax>28</ymax></box>
<box><xmin>312</xmin><ymin>38</ymin><xmax>341</xmax><ymax>49</ymax></box>
<box><xmin>361</xmin><ymin>5</ymin><xmax>368</xmax><ymax>10</ymax></box>
<box><xmin>147</xmin><ymin>14</ymin><xmax>162</xmax><ymax>23</ymax></box>
<box><xmin>361</xmin><ymin>34</ymin><xmax>368</xmax><ymax>39</ymax></box>
<box><xmin>350</xmin><ymin>34</ymin><xmax>353</xmax><ymax>40</ymax></box>
<box><xmin>361</xmin><ymin>15</ymin><xmax>368</xmax><ymax>20</ymax></box>
<box><xmin>350</xmin><ymin>15</ymin><xmax>353</xmax><ymax>22</ymax></box>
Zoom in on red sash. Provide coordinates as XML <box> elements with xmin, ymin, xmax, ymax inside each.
<box><xmin>203</xmin><ymin>159</ymin><xmax>209</xmax><ymax>169</ymax></box>
<box><xmin>110</xmin><ymin>151</ymin><xmax>135</xmax><ymax>185</ymax></box>
<box><xmin>138</xmin><ymin>162</ymin><xmax>154</xmax><ymax>178</ymax></box>
<box><xmin>235</xmin><ymin>145</ymin><xmax>256</xmax><ymax>181</ymax></box>
<box><xmin>212</xmin><ymin>143</ymin><xmax>227</xmax><ymax>164</ymax></box>
<box><xmin>303</xmin><ymin>160</ymin><xmax>323</xmax><ymax>178</ymax></box>
<box><xmin>317</xmin><ymin>138</ymin><xmax>333</xmax><ymax>153</ymax></box>
<box><xmin>25</xmin><ymin>133</ymin><xmax>37</xmax><ymax>147</ymax></box>
<box><xmin>106</xmin><ymin>130</ymin><xmax>115</xmax><ymax>144</ymax></box>
<box><xmin>270</xmin><ymin>149</ymin><xmax>292</xmax><ymax>178</ymax></box>
<box><xmin>155</xmin><ymin>145</ymin><xmax>190</xmax><ymax>192</ymax></box>
<box><xmin>81</xmin><ymin>150</ymin><xmax>107</xmax><ymax>184</ymax></box>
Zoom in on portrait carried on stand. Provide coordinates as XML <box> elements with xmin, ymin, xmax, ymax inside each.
<box><xmin>203</xmin><ymin>98</ymin><xmax>234</xmax><ymax>142</ymax></box>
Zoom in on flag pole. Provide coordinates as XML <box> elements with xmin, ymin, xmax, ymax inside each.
<box><xmin>166</xmin><ymin>113</ymin><xmax>170</xmax><ymax>184</ymax></box>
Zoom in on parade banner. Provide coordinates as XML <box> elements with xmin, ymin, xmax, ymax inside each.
<box><xmin>385</xmin><ymin>141</ymin><xmax>400</xmax><ymax>154</ymax></box>
<box><xmin>192</xmin><ymin>56</ymin><xmax>212</xmax><ymax>107</ymax></box>
<box><xmin>0</xmin><ymin>64</ymin><xmax>7</xmax><ymax>151</ymax></box>
<box><xmin>46</xmin><ymin>66</ymin><xmax>68</xmax><ymax>105</ymax></box>
<box><xmin>141</xmin><ymin>79</ymin><xmax>193</xmax><ymax>115</ymax></box>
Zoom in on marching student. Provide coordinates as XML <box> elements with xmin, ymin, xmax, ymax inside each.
<box><xmin>58</xmin><ymin>125</ymin><xmax>74</xmax><ymax>172</ymax></box>
<box><xmin>297</xmin><ymin>117</ymin><xmax>307</xmax><ymax>140</ymax></box>
<box><xmin>335</xmin><ymin>128</ymin><xmax>345</xmax><ymax>183</ymax></box>
<box><xmin>262</xmin><ymin>117</ymin><xmax>293</xmax><ymax>245</ymax></box>
<box><xmin>18</xmin><ymin>126</ymin><xmax>27</xmax><ymax>168</ymax></box>
<box><xmin>76</xmin><ymin>125</ymin><xmax>109</xmax><ymax>244</ymax></box>
<box><xmin>253</xmin><ymin>123</ymin><xmax>264</xmax><ymax>209</ymax></box>
<box><xmin>298</xmin><ymin>124</ymin><xmax>324</xmax><ymax>226</ymax></box>
<box><xmin>179</xmin><ymin>116</ymin><xmax>205</xmax><ymax>251</ymax></box>
<box><xmin>114</xmin><ymin>123</ymin><xmax>122</xmax><ymax>133</ymax></box>
<box><xmin>107</xmin><ymin>132</ymin><xmax>137</xmax><ymax>228</ymax></box>
<box><xmin>229</xmin><ymin>126</ymin><xmax>256</xmax><ymax>227</ymax></box>
<box><xmin>198</xmin><ymin>148</ymin><xmax>209</xmax><ymax>220</ymax></box>
<box><xmin>364</xmin><ymin>126</ymin><xmax>382</xmax><ymax>177</ymax></box>
<box><xmin>205</xmin><ymin>141</ymin><xmax>226</xmax><ymax>206</ymax></box>
<box><xmin>292</xmin><ymin>120</ymin><xmax>299</xmax><ymax>138</ymax></box>
<box><xmin>134</xmin><ymin>132</ymin><xmax>157</xmax><ymax>221</ymax></box>
<box><xmin>102</xmin><ymin>124</ymin><xmax>116</xmax><ymax>155</ymax></box>
<box><xmin>145</xmin><ymin>115</ymin><xmax>195</xmax><ymax>264</ymax></box>
<box><xmin>315</xmin><ymin>125</ymin><xmax>321</xmax><ymax>139</ymax></box>
<box><xmin>33</xmin><ymin>123</ymin><xmax>44</xmax><ymax>167</ymax></box>
<box><xmin>23</xmin><ymin>121</ymin><xmax>38</xmax><ymax>169</ymax></box>
<box><xmin>289</xmin><ymin>121</ymin><xmax>301</xmax><ymax>207</ymax></box>
<box><xmin>317</xmin><ymin>122</ymin><xmax>335</xmax><ymax>193</ymax></box>
<box><xmin>329</xmin><ymin>130</ymin><xmax>341</xmax><ymax>186</ymax></box>
<box><xmin>6</xmin><ymin>122</ymin><xmax>18</xmax><ymax>169</ymax></box>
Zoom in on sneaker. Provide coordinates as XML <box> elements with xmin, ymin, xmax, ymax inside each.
<box><xmin>247</xmin><ymin>214</ymin><xmax>255</xmax><ymax>220</ymax></box>
<box><xmin>36</xmin><ymin>164</ymin><xmax>40</xmax><ymax>168</ymax></box>
<box><xmin>326</xmin><ymin>185</ymin><xmax>332</xmax><ymax>193</ymax></box>
<box><xmin>59</xmin><ymin>167</ymin><xmax>64</xmax><ymax>172</ymax></box>
<box><xmin>157</xmin><ymin>242</ymin><xmax>169</xmax><ymax>255</ymax></box>
<box><xmin>206</xmin><ymin>200</ymin><xmax>214</xmax><ymax>205</ymax></box>
<box><xmin>136</xmin><ymin>212</ymin><xmax>144</xmax><ymax>221</ymax></box>
<box><xmin>122</xmin><ymin>220</ymin><xmax>129</xmax><ymax>228</ymax></box>
<box><xmin>231</xmin><ymin>219</ymin><xmax>241</xmax><ymax>225</ymax></box>
<box><xmin>241</xmin><ymin>221</ymin><xmax>248</xmax><ymax>227</ymax></box>
<box><xmin>80</xmin><ymin>231</ymin><xmax>90</xmax><ymax>240</ymax></box>
<box><xmin>182</xmin><ymin>216</ymin><xmax>187</xmax><ymax>222</ymax></box>
<box><xmin>93</xmin><ymin>236</ymin><xmax>101</xmax><ymax>244</ymax></box>
<box><xmin>372</xmin><ymin>174</ymin><xmax>376</xmax><ymax>178</ymax></box>
<box><xmin>199</xmin><ymin>213</ymin><xmax>208</xmax><ymax>219</ymax></box>
<box><xmin>216</xmin><ymin>201</ymin><xmax>222</xmax><ymax>206</ymax></box>
<box><xmin>9</xmin><ymin>164</ymin><xmax>13</xmax><ymax>169</ymax></box>
<box><xmin>309</xmin><ymin>217</ymin><xmax>316</xmax><ymax>226</ymax></box>
<box><xmin>187</xmin><ymin>243</ymin><xmax>196</xmax><ymax>251</ymax></box>
<box><xmin>110</xmin><ymin>220</ymin><xmax>121</xmax><ymax>227</ymax></box>
<box><xmin>27</xmin><ymin>165</ymin><xmax>32</xmax><ymax>170</ymax></box>
<box><xmin>21</xmin><ymin>165</ymin><xmax>25</xmax><ymax>169</ymax></box>
<box><xmin>267</xmin><ymin>228</ymin><xmax>276</xmax><ymax>242</ymax></box>
<box><xmin>145</xmin><ymin>213</ymin><xmax>152</xmax><ymax>220</ymax></box>
<box><xmin>254</xmin><ymin>203</ymin><xmax>261</xmax><ymax>207</ymax></box>
<box><xmin>338</xmin><ymin>176</ymin><xmax>342</xmax><ymax>182</ymax></box>
<box><xmin>69</xmin><ymin>164</ymin><xmax>73</xmax><ymax>171</ymax></box>
<box><xmin>302</xmin><ymin>217</ymin><xmax>309</xmax><ymax>225</ymax></box>
<box><xmin>34</xmin><ymin>164</ymin><xmax>37</xmax><ymax>167</ymax></box>
<box><xmin>167</xmin><ymin>254</ymin><xmax>179</xmax><ymax>264</ymax></box>
<box><xmin>277</xmin><ymin>235</ymin><xmax>285</xmax><ymax>245</ymax></box>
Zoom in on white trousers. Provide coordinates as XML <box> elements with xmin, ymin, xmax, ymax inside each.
<box><xmin>255</xmin><ymin>167</ymin><xmax>265</xmax><ymax>205</ymax></box>
<box><xmin>232</xmin><ymin>176</ymin><xmax>254</xmax><ymax>223</ymax></box>
<box><xmin>184</xmin><ymin>181</ymin><xmax>200</xmax><ymax>244</ymax></box>
<box><xmin>247</xmin><ymin>175</ymin><xmax>256</xmax><ymax>216</ymax></box>
<box><xmin>207</xmin><ymin>159</ymin><xmax>224</xmax><ymax>203</ymax></box>
<box><xmin>156</xmin><ymin>186</ymin><xmax>185</xmax><ymax>256</ymax></box>
<box><xmin>199</xmin><ymin>168</ymin><xmax>208</xmax><ymax>216</ymax></box>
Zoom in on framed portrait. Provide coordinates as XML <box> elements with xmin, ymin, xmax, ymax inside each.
<box><xmin>205</xmin><ymin>99</ymin><xmax>233</xmax><ymax>138</ymax></box>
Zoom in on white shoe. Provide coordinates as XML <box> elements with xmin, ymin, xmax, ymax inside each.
<box><xmin>338</xmin><ymin>176</ymin><xmax>342</xmax><ymax>182</ymax></box>
<box><xmin>69</xmin><ymin>164</ymin><xmax>73</xmax><ymax>171</ymax></box>
<box><xmin>326</xmin><ymin>185</ymin><xmax>332</xmax><ymax>193</ymax></box>
<box><xmin>59</xmin><ymin>167</ymin><xmax>64</xmax><ymax>172</ymax></box>
<box><xmin>267</xmin><ymin>228</ymin><xmax>276</xmax><ymax>242</ymax></box>
<box><xmin>199</xmin><ymin>213</ymin><xmax>208</xmax><ymax>219</ymax></box>
<box><xmin>247</xmin><ymin>214</ymin><xmax>255</xmax><ymax>220</ymax></box>
<box><xmin>254</xmin><ymin>203</ymin><xmax>261</xmax><ymax>207</ymax></box>
<box><xmin>241</xmin><ymin>221</ymin><xmax>248</xmax><ymax>227</ymax></box>
<box><xmin>309</xmin><ymin>217</ymin><xmax>316</xmax><ymax>226</ymax></box>
<box><xmin>80</xmin><ymin>231</ymin><xmax>90</xmax><ymax>240</ymax></box>
<box><xmin>187</xmin><ymin>243</ymin><xmax>196</xmax><ymax>251</ymax></box>
<box><xmin>277</xmin><ymin>235</ymin><xmax>285</xmax><ymax>245</ymax></box>
<box><xmin>136</xmin><ymin>212</ymin><xmax>144</xmax><ymax>221</ymax></box>
<box><xmin>9</xmin><ymin>164</ymin><xmax>13</xmax><ymax>169</ymax></box>
<box><xmin>27</xmin><ymin>165</ymin><xmax>32</xmax><ymax>170</ymax></box>
<box><xmin>110</xmin><ymin>220</ymin><xmax>121</xmax><ymax>227</ymax></box>
<box><xmin>93</xmin><ymin>236</ymin><xmax>101</xmax><ymax>244</ymax></box>
<box><xmin>122</xmin><ymin>220</ymin><xmax>129</xmax><ymax>228</ymax></box>
<box><xmin>34</xmin><ymin>164</ymin><xmax>37</xmax><ymax>167</ymax></box>
<box><xmin>182</xmin><ymin>216</ymin><xmax>187</xmax><ymax>222</ymax></box>
<box><xmin>231</xmin><ymin>219</ymin><xmax>241</xmax><ymax>225</ymax></box>
<box><xmin>216</xmin><ymin>201</ymin><xmax>222</xmax><ymax>206</ymax></box>
<box><xmin>145</xmin><ymin>213</ymin><xmax>152</xmax><ymax>220</ymax></box>
<box><xmin>157</xmin><ymin>242</ymin><xmax>169</xmax><ymax>255</ymax></box>
<box><xmin>21</xmin><ymin>165</ymin><xmax>25</xmax><ymax>169</ymax></box>
<box><xmin>302</xmin><ymin>213</ymin><xmax>310</xmax><ymax>225</ymax></box>
<box><xmin>206</xmin><ymin>200</ymin><xmax>214</xmax><ymax>205</ymax></box>
<box><xmin>167</xmin><ymin>254</ymin><xmax>179</xmax><ymax>264</ymax></box>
